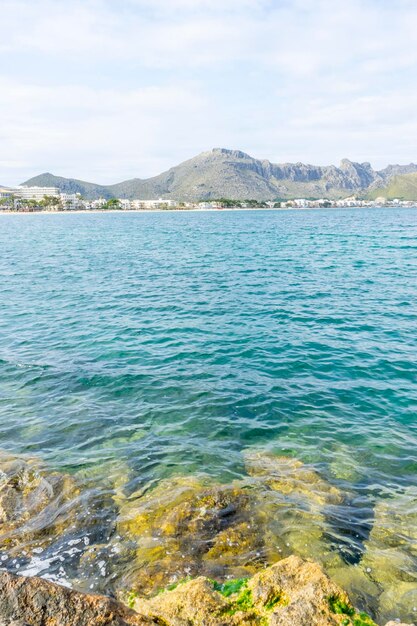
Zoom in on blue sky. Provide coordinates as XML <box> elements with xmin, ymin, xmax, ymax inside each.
<box><xmin>1</xmin><ymin>0</ymin><xmax>417</xmax><ymax>184</ymax></box>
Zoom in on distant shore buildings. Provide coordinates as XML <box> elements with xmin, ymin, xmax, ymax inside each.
<box><xmin>0</xmin><ymin>185</ymin><xmax>416</xmax><ymax>212</ymax></box>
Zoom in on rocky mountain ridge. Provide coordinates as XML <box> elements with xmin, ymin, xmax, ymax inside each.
<box><xmin>22</xmin><ymin>149</ymin><xmax>417</xmax><ymax>201</ymax></box>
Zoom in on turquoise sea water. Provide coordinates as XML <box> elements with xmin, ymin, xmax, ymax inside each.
<box><xmin>0</xmin><ymin>209</ymin><xmax>416</xmax><ymax>620</ymax></box>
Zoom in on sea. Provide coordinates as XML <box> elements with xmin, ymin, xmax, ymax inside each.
<box><xmin>0</xmin><ymin>208</ymin><xmax>416</xmax><ymax>622</ymax></box>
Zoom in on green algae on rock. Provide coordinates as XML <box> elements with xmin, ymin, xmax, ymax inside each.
<box><xmin>133</xmin><ymin>556</ymin><xmax>391</xmax><ymax>626</ymax></box>
<box><xmin>0</xmin><ymin>550</ymin><xmax>412</xmax><ymax>626</ymax></box>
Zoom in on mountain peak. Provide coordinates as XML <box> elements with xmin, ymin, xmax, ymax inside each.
<box><xmin>210</xmin><ymin>148</ymin><xmax>253</xmax><ymax>159</ymax></box>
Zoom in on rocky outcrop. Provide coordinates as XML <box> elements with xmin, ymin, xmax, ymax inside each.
<box><xmin>1</xmin><ymin>451</ymin><xmax>416</xmax><ymax>624</ymax></box>
<box><xmin>0</xmin><ymin>557</ymin><xmax>413</xmax><ymax>626</ymax></box>
<box><xmin>135</xmin><ymin>555</ymin><xmax>361</xmax><ymax>625</ymax></box>
<box><xmin>0</xmin><ymin>569</ymin><xmax>154</xmax><ymax>625</ymax></box>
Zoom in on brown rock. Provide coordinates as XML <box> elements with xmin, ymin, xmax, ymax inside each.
<box><xmin>249</xmin><ymin>555</ymin><xmax>352</xmax><ymax>626</ymax></box>
<box><xmin>135</xmin><ymin>555</ymin><xmax>374</xmax><ymax>626</ymax></box>
<box><xmin>0</xmin><ymin>557</ymin><xmax>400</xmax><ymax>626</ymax></box>
<box><xmin>0</xmin><ymin>570</ymin><xmax>155</xmax><ymax>626</ymax></box>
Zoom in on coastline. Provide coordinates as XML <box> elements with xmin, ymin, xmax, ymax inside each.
<box><xmin>0</xmin><ymin>205</ymin><xmax>415</xmax><ymax>215</ymax></box>
<box><xmin>0</xmin><ymin>557</ymin><xmax>410</xmax><ymax>626</ymax></box>
<box><xmin>0</xmin><ymin>449</ymin><xmax>415</xmax><ymax>624</ymax></box>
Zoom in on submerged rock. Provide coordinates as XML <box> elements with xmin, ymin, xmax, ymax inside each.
<box><xmin>114</xmin><ymin>453</ymin><xmax>350</xmax><ymax>596</ymax></box>
<box><xmin>243</xmin><ymin>451</ymin><xmax>344</xmax><ymax>506</ymax></box>
<box><xmin>328</xmin><ymin>443</ymin><xmax>363</xmax><ymax>483</ymax></box>
<box><xmin>116</xmin><ymin>475</ymin><xmax>270</xmax><ymax>594</ymax></box>
<box><xmin>365</xmin><ymin>488</ymin><xmax>417</xmax><ymax>561</ymax></box>
<box><xmin>243</xmin><ymin>451</ymin><xmax>347</xmax><ymax>571</ymax></box>
<box><xmin>0</xmin><ymin>452</ymin><xmax>80</xmax><ymax>550</ymax></box>
<box><xmin>0</xmin><ymin>451</ymin><xmax>118</xmax><ymax>591</ymax></box>
<box><xmin>360</xmin><ymin>487</ymin><xmax>417</xmax><ymax>624</ymax></box>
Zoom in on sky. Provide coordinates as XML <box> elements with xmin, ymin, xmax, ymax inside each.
<box><xmin>1</xmin><ymin>0</ymin><xmax>417</xmax><ymax>185</ymax></box>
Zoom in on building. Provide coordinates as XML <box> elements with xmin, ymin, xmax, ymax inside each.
<box><xmin>118</xmin><ymin>199</ymin><xmax>131</xmax><ymax>210</ymax></box>
<box><xmin>60</xmin><ymin>193</ymin><xmax>82</xmax><ymax>209</ymax></box>
<box><xmin>15</xmin><ymin>186</ymin><xmax>60</xmax><ymax>201</ymax></box>
<box><xmin>131</xmin><ymin>198</ymin><xmax>176</xmax><ymax>209</ymax></box>
<box><xmin>0</xmin><ymin>187</ymin><xmax>15</xmax><ymax>199</ymax></box>
<box><xmin>90</xmin><ymin>198</ymin><xmax>107</xmax><ymax>209</ymax></box>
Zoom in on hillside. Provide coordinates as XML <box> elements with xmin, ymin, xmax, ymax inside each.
<box><xmin>22</xmin><ymin>149</ymin><xmax>417</xmax><ymax>201</ymax></box>
<box><xmin>21</xmin><ymin>173</ymin><xmax>114</xmax><ymax>200</ymax></box>
<box><xmin>368</xmin><ymin>172</ymin><xmax>417</xmax><ymax>201</ymax></box>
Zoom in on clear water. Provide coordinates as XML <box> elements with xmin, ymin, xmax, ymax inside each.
<box><xmin>0</xmin><ymin>209</ymin><xmax>416</xmax><ymax>620</ymax></box>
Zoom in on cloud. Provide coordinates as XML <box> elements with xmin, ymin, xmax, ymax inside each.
<box><xmin>0</xmin><ymin>78</ymin><xmax>213</xmax><ymax>182</ymax></box>
<box><xmin>0</xmin><ymin>0</ymin><xmax>416</xmax><ymax>183</ymax></box>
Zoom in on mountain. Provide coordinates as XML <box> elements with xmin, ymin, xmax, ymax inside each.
<box><xmin>22</xmin><ymin>149</ymin><xmax>417</xmax><ymax>201</ymax></box>
<box><xmin>368</xmin><ymin>172</ymin><xmax>417</xmax><ymax>201</ymax></box>
<box><xmin>21</xmin><ymin>173</ymin><xmax>114</xmax><ymax>199</ymax></box>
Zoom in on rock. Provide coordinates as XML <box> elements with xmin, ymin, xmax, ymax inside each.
<box><xmin>0</xmin><ymin>451</ymin><xmax>118</xmax><ymax>594</ymax></box>
<box><xmin>135</xmin><ymin>555</ymin><xmax>379</xmax><ymax>626</ymax></box>
<box><xmin>0</xmin><ymin>570</ymin><xmax>155</xmax><ymax>625</ymax></box>
<box><xmin>243</xmin><ymin>451</ymin><xmax>347</xmax><ymax>572</ymax></box>
<box><xmin>0</xmin><ymin>451</ymin><xmax>80</xmax><ymax>552</ymax></box>
<box><xmin>115</xmin><ymin>455</ymin><xmax>351</xmax><ymax>597</ymax></box>
<box><xmin>243</xmin><ymin>451</ymin><xmax>344</xmax><ymax>506</ymax></box>
<box><xmin>116</xmin><ymin>475</ymin><xmax>269</xmax><ymax>595</ymax></box>
<box><xmin>328</xmin><ymin>444</ymin><xmax>363</xmax><ymax>482</ymax></box>
<box><xmin>365</xmin><ymin>489</ymin><xmax>417</xmax><ymax>558</ymax></box>
<box><xmin>378</xmin><ymin>583</ymin><xmax>417</xmax><ymax>625</ymax></box>
<box><xmin>0</xmin><ymin>556</ymin><xmax>406</xmax><ymax>626</ymax></box>
<box><xmin>360</xmin><ymin>488</ymin><xmax>417</xmax><ymax>623</ymax></box>
<box><xmin>326</xmin><ymin>565</ymin><xmax>380</xmax><ymax>617</ymax></box>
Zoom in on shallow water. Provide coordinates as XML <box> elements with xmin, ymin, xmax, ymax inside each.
<box><xmin>0</xmin><ymin>209</ymin><xmax>416</xmax><ymax>622</ymax></box>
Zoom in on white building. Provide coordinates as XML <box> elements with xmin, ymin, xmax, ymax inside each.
<box><xmin>293</xmin><ymin>199</ymin><xmax>308</xmax><ymax>208</ymax></box>
<box><xmin>15</xmin><ymin>186</ymin><xmax>60</xmax><ymax>200</ymax></box>
<box><xmin>90</xmin><ymin>198</ymin><xmax>107</xmax><ymax>209</ymax></box>
<box><xmin>197</xmin><ymin>201</ymin><xmax>216</xmax><ymax>209</ymax></box>
<box><xmin>131</xmin><ymin>198</ymin><xmax>176</xmax><ymax>209</ymax></box>
<box><xmin>60</xmin><ymin>193</ymin><xmax>82</xmax><ymax>209</ymax></box>
<box><xmin>118</xmin><ymin>199</ymin><xmax>131</xmax><ymax>210</ymax></box>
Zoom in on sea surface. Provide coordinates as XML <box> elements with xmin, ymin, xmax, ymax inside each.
<box><xmin>0</xmin><ymin>209</ymin><xmax>416</xmax><ymax>621</ymax></box>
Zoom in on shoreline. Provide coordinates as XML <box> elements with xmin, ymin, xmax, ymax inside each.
<box><xmin>0</xmin><ymin>205</ymin><xmax>416</xmax><ymax>215</ymax></box>
<box><xmin>0</xmin><ymin>449</ymin><xmax>415</xmax><ymax>624</ymax></box>
<box><xmin>1</xmin><ymin>557</ymin><xmax>408</xmax><ymax>626</ymax></box>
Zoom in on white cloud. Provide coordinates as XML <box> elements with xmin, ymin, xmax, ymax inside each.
<box><xmin>0</xmin><ymin>0</ymin><xmax>416</xmax><ymax>183</ymax></box>
<box><xmin>0</xmin><ymin>78</ymin><xmax>212</xmax><ymax>182</ymax></box>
